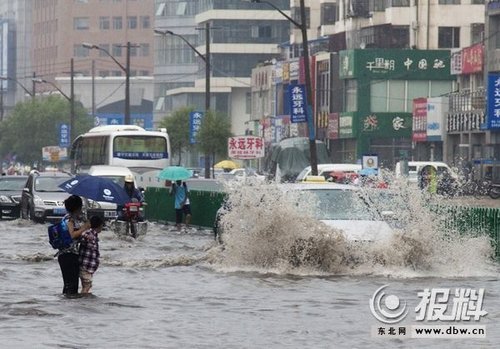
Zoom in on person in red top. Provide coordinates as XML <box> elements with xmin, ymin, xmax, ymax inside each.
<box><xmin>79</xmin><ymin>215</ymin><xmax>104</xmax><ymax>294</ymax></box>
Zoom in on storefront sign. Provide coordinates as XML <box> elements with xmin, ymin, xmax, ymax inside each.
<box><xmin>426</xmin><ymin>97</ymin><xmax>448</xmax><ymax>141</ymax></box>
<box><xmin>327</xmin><ymin>113</ymin><xmax>339</xmax><ymax>139</ymax></box>
<box><xmin>462</xmin><ymin>44</ymin><xmax>483</xmax><ymax>74</ymax></box>
<box><xmin>412</xmin><ymin>98</ymin><xmax>427</xmax><ymax>142</ymax></box>
<box><xmin>289</xmin><ymin>83</ymin><xmax>307</xmax><ymax>123</ymax></box>
<box><xmin>189</xmin><ymin>111</ymin><xmax>204</xmax><ymax>144</ymax></box>
<box><xmin>228</xmin><ymin>136</ymin><xmax>265</xmax><ymax>159</ymax></box>
<box><xmin>487</xmin><ymin>74</ymin><xmax>500</xmax><ymax>130</ymax></box>
<box><xmin>339</xmin><ymin>115</ymin><xmax>353</xmax><ymax>137</ymax></box>
<box><xmin>450</xmin><ymin>49</ymin><xmax>462</xmax><ymax>75</ymax></box>
<box><xmin>340</xmin><ymin>49</ymin><xmax>452</xmax><ymax>80</ymax></box>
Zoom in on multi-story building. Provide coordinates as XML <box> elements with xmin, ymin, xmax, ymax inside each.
<box><xmin>153</xmin><ymin>0</ymin><xmax>199</xmax><ymax>124</ymax></box>
<box><xmin>0</xmin><ymin>0</ymin><xmax>32</xmax><ymax>117</ymax></box>
<box><xmin>161</xmin><ymin>0</ymin><xmax>290</xmax><ymax>138</ymax></box>
<box><xmin>31</xmin><ymin>0</ymin><xmax>155</xmax><ymax>126</ymax></box>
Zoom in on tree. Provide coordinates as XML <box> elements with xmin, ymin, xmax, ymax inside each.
<box><xmin>196</xmin><ymin>110</ymin><xmax>232</xmax><ymax>178</ymax></box>
<box><xmin>0</xmin><ymin>96</ymin><xmax>93</xmax><ymax>166</ymax></box>
<box><xmin>158</xmin><ymin>106</ymin><xmax>192</xmax><ymax>166</ymax></box>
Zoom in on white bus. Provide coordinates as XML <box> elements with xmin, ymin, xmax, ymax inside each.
<box><xmin>70</xmin><ymin>125</ymin><xmax>170</xmax><ymax>174</ymax></box>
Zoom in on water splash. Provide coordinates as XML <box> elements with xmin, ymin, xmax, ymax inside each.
<box><xmin>209</xmin><ymin>179</ymin><xmax>496</xmax><ymax>277</ymax></box>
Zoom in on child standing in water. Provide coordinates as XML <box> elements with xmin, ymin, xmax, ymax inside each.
<box><xmin>79</xmin><ymin>216</ymin><xmax>104</xmax><ymax>294</ymax></box>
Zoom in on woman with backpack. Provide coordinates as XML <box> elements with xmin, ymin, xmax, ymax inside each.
<box><xmin>57</xmin><ymin>195</ymin><xmax>90</xmax><ymax>295</ymax></box>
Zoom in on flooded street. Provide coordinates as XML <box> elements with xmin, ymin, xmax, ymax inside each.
<box><xmin>1</xmin><ymin>208</ymin><xmax>499</xmax><ymax>349</ymax></box>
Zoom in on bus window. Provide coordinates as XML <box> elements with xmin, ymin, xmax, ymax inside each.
<box><xmin>81</xmin><ymin>136</ymin><xmax>108</xmax><ymax>166</ymax></box>
<box><xmin>113</xmin><ymin>136</ymin><xmax>167</xmax><ymax>159</ymax></box>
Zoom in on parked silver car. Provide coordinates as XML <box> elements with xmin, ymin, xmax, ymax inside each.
<box><xmin>20</xmin><ymin>171</ymin><xmax>74</xmax><ymax>223</ymax></box>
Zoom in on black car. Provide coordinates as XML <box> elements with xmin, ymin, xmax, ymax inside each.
<box><xmin>0</xmin><ymin>175</ymin><xmax>28</xmax><ymax>219</ymax></box>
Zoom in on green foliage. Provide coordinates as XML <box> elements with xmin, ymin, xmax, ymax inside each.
<box><xmin>196</xmin><ymin>110</ymin><xmax>232</xmax><ymax>159</ymax></box>
<box><xmin>158</xmin><ymin>106</ymin><xmax>193</xmax><ymax>165</ymax></box>
<box><xmin>0</xmin><ymin>96</ymin><xmax>93</xmax><ymax>164</ymax></box>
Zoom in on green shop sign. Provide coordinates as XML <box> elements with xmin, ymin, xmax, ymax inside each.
<box><xmin>359</xmin><ymin>112</ymin><xmax>412</xmax><ymax>137</ymax></box>
<box><xmin>339</xmin><ymin>49</ymin><xmax>452</xmax><ymax>80</ymax></box>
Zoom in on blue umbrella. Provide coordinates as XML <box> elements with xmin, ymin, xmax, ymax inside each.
<box><xmin>58</xmin><ymin>175</ymin><xmax>131</xmax><ymax>205</ymax></box>
<box><xmin>359</xmin><ymin>167</ymin><xmax>378</xmax><ymax>176</ymax></box>
<box><xmin>157</xmin><ymin>166</ymin><xmax>193</xmax><ymax>181</ymax></box>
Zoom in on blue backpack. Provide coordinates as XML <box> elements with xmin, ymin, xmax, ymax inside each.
<box><xmin>48</xmin><ymin>218</ymin><xmax>73</xmax><ymax>250</ymax></box>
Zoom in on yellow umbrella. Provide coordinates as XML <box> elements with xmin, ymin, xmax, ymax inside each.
<box><xmin>214</xmin><ymin>160</ymin><xmax>240</xmax><ymax>169</ymax></box>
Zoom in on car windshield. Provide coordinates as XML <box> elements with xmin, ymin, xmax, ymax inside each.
<box><xmin>100</xmin><ymin>175</ymin><xmax>125</xmax><ymax>186</ymax></box>
<box><xmin>0</xmin><ymin>178</ymin><xmax>26</xmax><ymax>191</ymax></box>
<box><xmin>299</xmin><ymin>188</ymin><xmax>376</xmax><ymax>221</ymax></box>
<box><xmin>35</xmin><ymin>177</ymin><xmax>69</xmax><ymax>192</ymax></box>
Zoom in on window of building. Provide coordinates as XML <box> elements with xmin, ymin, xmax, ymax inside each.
<box><xmin>291</xmin><ymin>7</ymin><xmax>310</xmax><ymax>29</ymax></box>
<box><xmin>406</xmin><ymin>81</ymin><xmax>429</xmax><ymax>112</ymax></box>
<box><xmin>140</xmin><ymin>70</ymin><xmax>149</xmax><ymax>76</ymax></box>
<box><xmin>438</xmin><ymin>27</ymin><xmax>460</xmax><ymax>48</ymax></box>
<box><xmin>371</xmin><ymin>80</ymin><xmax>387</xmax><ymax>112</ymax></box>
<box><xmin>140</xmin><ymin>43</ymin><xmax>150</xmax><ymax>56</ymax></box>
<box><xmin>99</xmin><ymin>16</ymin><xmax>110</xmax><ymax>30</ymax></box>
<box><xmin>98</xmin><ymin>44</ymin><xmax>110</xmax><ymax>57</ymax></box>
<box><xmin>392</xmin><ymin>26</ymin><xmax>410</xmax><ymax>48</ymax></box>
<box><xmin>371</xmin><ymin>0</ymin><xmax>386</xmax><ymax>12</ymax></box>
<box><xmin>321</xmin><ymin>3</ymin><xmax>336</xmax><ymax>25</ymax></box>
<box><xmin>74</xmin><ymin>44</ymin><xmax>89</xmax><ymax>57</ymax></box>
<box><xmin>127</xmin><ymin>16</ymin><xmax>137</xmax><ymax>29</ymax></box>
<box><xmin>130</xmin><ymin>46</ymin><xmax>138</xmax><ymax>56</ymax></box>
<box><xmin>471</xmin><ymin>23</ymin><xmax>484</xmax><ymax>45</ymax></box>
<box><xmin>112</xmin><ymin>70</ymin><xmax>122</xmax><ymax>76</ymax></box>
<box><xmin>388</xmin><ymin>80</ymin><xmax>405</xmax><ymax>111</ymax></box>
<box><xmin>99</xmin><ymin>70</ymin><xmax>110</xmax><ymax>77</ymax></box>
<box><xmin>251</xmin><ymin>25</ymin><xmax>272</xmax><ymax>38</ymax></box>
<box><xmin>390</xmin><ymin>0</ymin><xmax>410</xmax><ymax>6</ymax></box>
<box><xmin>438</xmin><ymin>0</ymin><xmax>460</xmax><ymax>4</ymax></box>
<box><xmin>73</xmin><ymin>17</ymin><xmax>89</xmax><ymax>30</ymax></box>
<box><xmin>112</xmin><ymin>44</ymin><xmax>122</xmax><ymax>56</ymax></box>
<box><xmin>345</xmin><ymin>79</ymin><xmax>357</xmax><ymax>112</ymax></box>
<box><xmin>141</xmin><ymin>16</ymin><xmax>150</xmax><ymax>29</ymax></box>
<box><xmin>113</xmin><ymin>16</ymin><xmax>122</xmax><ymax>30</ymax></box>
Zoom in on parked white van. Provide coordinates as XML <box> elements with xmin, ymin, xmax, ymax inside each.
<box><xmin>296</xmin><ymin>164</ymin><xmax>362</xmax><ymax>182</ymax></box>
<box><xmin>394</xmin><ymin>161</ymin><xmax>457</xmax><ymax>184</ymax></box>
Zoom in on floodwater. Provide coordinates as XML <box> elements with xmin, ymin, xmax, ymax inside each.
<box><xmin>1</xmin><ymin>182</ymin><xmax>499</xmax><ymax>349</ymax></box>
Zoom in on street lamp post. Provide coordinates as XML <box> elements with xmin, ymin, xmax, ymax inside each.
<box><xmin>83</xmin><ymin>42</ymin><xmax>132</xmax><ymax>125</ymax></box>
<box><xmin>0</xmin><ymin>76</ymin><xmax>34</xmax><ymax>121</ymax></box>
<box><xmin>154</xmin><ymin>26</ymin><xmax>212</xmax><ymax>178</ymax></box>
<box><xmin>248</xmin><ymin>0</ymin><xmax>318</xmax><ymax>175</ymax></box>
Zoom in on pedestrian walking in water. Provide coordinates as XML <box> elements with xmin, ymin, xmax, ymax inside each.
<box><xmin>57</xmin><ymin>195</ymin><xmax>90</xmax><ymax>295</ymax></box>
<box><xmin>169</xmin><ymin>180</ymin><xmax>192</xmax><ymax>231</ymax></box>
<box><xmin>79</xmin><ymin>216</ymin><xmax>104</xmax><ymax>294</ymax></box>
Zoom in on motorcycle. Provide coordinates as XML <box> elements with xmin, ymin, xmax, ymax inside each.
<box><xmin>489</xmin><ymin>183</ymin><xmax>500</xmax><ymax>199</ymax></box>
<box><xmin>113</xmin><ymin>202</ymin><xmax>148</xmax><ymax>238</ymax></box>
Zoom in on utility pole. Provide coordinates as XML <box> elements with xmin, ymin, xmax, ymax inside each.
<box><xmin>125</xmin><ymin>41</ymin><xmax>131</xmax><ymax>125</ymax></box>
<box><xmin>204</xmin><ymin>22</ymin><xmax>211</xmax><ymax>179</ymax></box>
<box><xmin>32</xmin><ymin>72</ymin><xmax>36</xmax><ymax>100</ymax></box>
<box><xmin>299</xmin><ymin>0</ymin><xmax>318</xmax><ymax>175</ymax></box>
<box><xmin>70</xmin><ymin>58</ymin><xmax>75</xmax><ymax>144</ymax></box>
<box><xmin>92</xmin><ymin>60</ymin><xmax>95</xmax><ymax>119</ymax></box>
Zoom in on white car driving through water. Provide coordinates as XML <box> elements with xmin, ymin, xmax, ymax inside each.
<box><xmin>284</xmin><ymin>183</ymin><xmax>395</xmax><ymax>242</ymax></box>
<box><xmin>214</xmin><ymin>183</ymin><xmax>396</xmax><ymax>243</ymax></box>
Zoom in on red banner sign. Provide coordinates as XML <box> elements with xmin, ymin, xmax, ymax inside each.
<box><xmin>462</xmin><ymin>44</ymin><xmax>483</xmax><ymax>74</ymax></box>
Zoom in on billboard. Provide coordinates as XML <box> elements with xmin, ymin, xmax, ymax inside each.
<box><xmin>228</xmin><ymin>136</ymin><xmax>265</xmax><ymax>159</ymax></box>
<box><xmin>487</xmin><ymin>73</ymin><xmax>500</xmax><ymax>130</ymax></box>
<box><xmin>412</xmin><ymin>98</ymin><xmax>427</xmax><ymax>142</ymax></box>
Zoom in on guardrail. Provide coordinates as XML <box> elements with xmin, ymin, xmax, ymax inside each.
<box><xmin>144</xmin><ymin>187</ymin><xmax>225</xmax><ymax>230</ymax></box>
<box><xmin>144</xmin><ymin>187</ymin><xmax>500</xmax><ymax>259</ymax></box>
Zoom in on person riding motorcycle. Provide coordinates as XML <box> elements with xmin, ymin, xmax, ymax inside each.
<box><xmin>117</xmin><ymin>174</ymin><xmax>145</xmax><ymax>221</ymax></box>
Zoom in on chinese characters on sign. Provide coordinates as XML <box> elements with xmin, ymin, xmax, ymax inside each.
<box><xmin>59</xmin><ymin>123</ymin><xmax>70</xmax><ymax>148</ymax></box>
<box><xmin>412</xmin><ymin>98</ymin><xmax>427</xmax><ymax>142</ymax></box>
<box><xmin>288</xmin><ymin>83</ymin><xmax>307</xmax><ymax>123</ymax></box>
<box><xmin>189</xmin><ymin>111</ymin><xmax>204</xmax><ymax>144</ymax></box>
<box><xmin>487</xmin><ymin>74</ymin><xmax>500</xmax><ymax>130</ymax></box>
<box><xmin>365</xmin><ymin>57</ymin><xmax>446</xmax><ymax>73</ymax></box>
<box><xmin>228</xmin><ymin>136</ymin><xmax>265</xmax><ymax>159</ymax></box>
